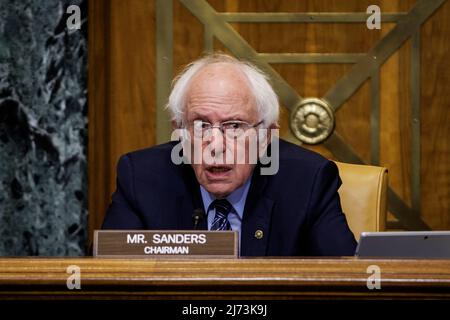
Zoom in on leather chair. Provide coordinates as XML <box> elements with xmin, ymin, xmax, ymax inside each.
<box><xmin>334</xmin><ymin>161</ymin><xmax>388</xmax><ymax>240</ymax></box>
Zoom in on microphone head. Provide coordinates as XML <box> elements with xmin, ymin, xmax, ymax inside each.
<box><xmin>192</xmin><ymin>208</ymin><xmax>204</xmax><ymax>220</ymax></box>
<box><xmin>192</xmin><ymin>208</ymin><xmax>205</xmax><ymax>229</ymax></box>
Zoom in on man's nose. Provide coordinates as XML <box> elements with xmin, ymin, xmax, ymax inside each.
<box><xmin>207</xmin><ymin>127</ymin><xmax>226</xmax><ymax>156</ymax></box>
<box><xmin>209</xmin><ymin>127</ymin><xmax>225</xmax><ymax>141</ymax></box>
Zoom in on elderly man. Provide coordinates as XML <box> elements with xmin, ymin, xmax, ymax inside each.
<box><xmin>102</xmin><ymin>53</ymin><xmax>356</xmax><ymax>256</ymax></box>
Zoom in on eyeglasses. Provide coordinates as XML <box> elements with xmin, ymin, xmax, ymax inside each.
<box><xmin>187</xmin><ymin>120</ymin><xmax>264</xmax><ymax>139</ymax></box>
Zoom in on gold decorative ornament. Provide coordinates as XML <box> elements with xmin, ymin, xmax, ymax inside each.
<box><xmin>254</xmin><ymin>230</ymin><xmax>264</xmax><ymax>240</ymax></box>
<box><xmin>290</xmin><ymin>98</ymin><xmax>335</xmax><ymax>145</ymax></box>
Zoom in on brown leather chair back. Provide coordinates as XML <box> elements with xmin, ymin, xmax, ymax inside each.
<box><xmin>334</xmin><ymin>161</ymin><xmax>388</xmax><ymax>240</ymax></box>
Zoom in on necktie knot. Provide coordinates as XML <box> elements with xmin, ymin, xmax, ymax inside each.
<box><xmin>210</xmin><ymin>199</ymin><xmax>233</xmax><ymax>231</ymax></box>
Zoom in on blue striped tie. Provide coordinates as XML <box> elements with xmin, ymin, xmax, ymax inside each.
<box><xmin>210</xmin><ymin>199</ymin><xmax>232</xmax><ymax>231</ymax></box>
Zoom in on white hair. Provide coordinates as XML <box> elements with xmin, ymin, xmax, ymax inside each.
<box><xmin>166</xmin><ymin>53</ymin><xmax>279</xmax><ymax>127</ymax></box>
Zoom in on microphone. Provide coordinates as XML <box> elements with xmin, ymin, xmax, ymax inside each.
<box><xmin>192</xmin><ymin>208</ymin><xmax>205</xmax><ymax>230</ymax></box>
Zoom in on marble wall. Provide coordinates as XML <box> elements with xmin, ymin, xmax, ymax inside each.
<box><xmin>0</xmin><ymin>0</ymin><xmax>87</xmax><ymax>255</ymax></box>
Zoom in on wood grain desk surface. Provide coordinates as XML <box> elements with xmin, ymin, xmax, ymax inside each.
<box><xmin>0</xmin><ymin>257</ymin><xmax>449</xmax><ymax>299</ymax></box>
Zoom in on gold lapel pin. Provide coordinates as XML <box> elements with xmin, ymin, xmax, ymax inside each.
<box><xmin>254</xmin><ymin>229</ymin><xmax>264</xmax><ymax>240</ymax></box>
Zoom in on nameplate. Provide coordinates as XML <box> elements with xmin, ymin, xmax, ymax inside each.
<box><xmin>93</xmin><ymin>230</ymin><xmax>239</xmax><ymax>258</ymax></box>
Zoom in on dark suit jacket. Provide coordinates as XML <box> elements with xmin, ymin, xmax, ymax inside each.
<box><xmin>102</xmin><ymin>139</ymin><xmax>357</xmax><ymax>256</ymax></box>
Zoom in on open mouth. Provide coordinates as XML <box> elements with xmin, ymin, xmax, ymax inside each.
<box><xmin>206</xmin><ymin>166</ymin><xmax>232</xmax><ymax>174</ymax></box>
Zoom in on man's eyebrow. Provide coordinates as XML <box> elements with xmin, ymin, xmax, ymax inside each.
<box><xmin>187</xmin><ymin>112</ymin><xmax>247</xmax><ymax>122</ymax></box>
<box><xmin>187</xmin><ymin>112</ymin><xmax>206</xmax><ymax>120</ymax></box>
<box><xmin>223</xmin><ymin>118</ymin><xmax>245</xmax><ymax>122</ymax></box>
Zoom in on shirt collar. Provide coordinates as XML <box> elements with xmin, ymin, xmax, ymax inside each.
<box><xmin>200</xmin><ymin>177</ymin><xmax>252</xmax><ymax>219</ymax></box>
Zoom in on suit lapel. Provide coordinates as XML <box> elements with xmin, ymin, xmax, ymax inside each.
<box><xmin>240</xmin><ymin>168</ymin><xmax>274</xmax><ymax>256</ymax></box>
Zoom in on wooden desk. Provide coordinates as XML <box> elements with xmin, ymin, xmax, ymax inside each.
<box><xmin>0</xmin><ymin>258</ymin><xmax>449</xmax><ymax>299</ymax></box>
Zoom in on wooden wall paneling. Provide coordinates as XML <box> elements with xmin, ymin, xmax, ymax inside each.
<box><xmin>379</xmin><ymin>4</ymin><xmax>412</xmax><ymax>227</ymax></box>
<box><xmin>173</xmin><ymin>0</ymin><xmax>206</xmax><ymax>79</ymax></box>
<box><xmin>88</xmin><ymin>0</ymin><xmax>110</xmax><ymax>244</ymax></box>
<box><xmin>380</xmin><ymin>39</ymin><xmax>413</xmax><ymax>226</ymax></box>
<box><xmin>88</xmin><ymin>0</ymin><xmax>156</xmax><ymax>240</ymax></box>
<box><xmin>108</xmin><ymin>0</ymin><xmax>156</xmax><ymax>168</ymax></box>
<box><xmin>420</xmin><ymin>0</ymin><xmax>450</xmax><ymax>229</ymax></box>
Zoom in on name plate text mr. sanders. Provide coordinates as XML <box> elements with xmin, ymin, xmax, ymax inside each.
<box><xmin>94</xmin><ymin>230</ymin><xmax>238</xmax><ymax>258</ymax></box>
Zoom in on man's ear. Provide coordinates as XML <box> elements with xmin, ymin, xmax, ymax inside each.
<box><xmin>172</xmin><ymin>120</ymin><xmax>180</xmax><ymax>129</ymax></box>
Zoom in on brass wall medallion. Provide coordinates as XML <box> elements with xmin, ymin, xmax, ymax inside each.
<box><xmin>290</xmin><ymin>98</ymin><xmax>335</xmax><ymax>145</ymax></box>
